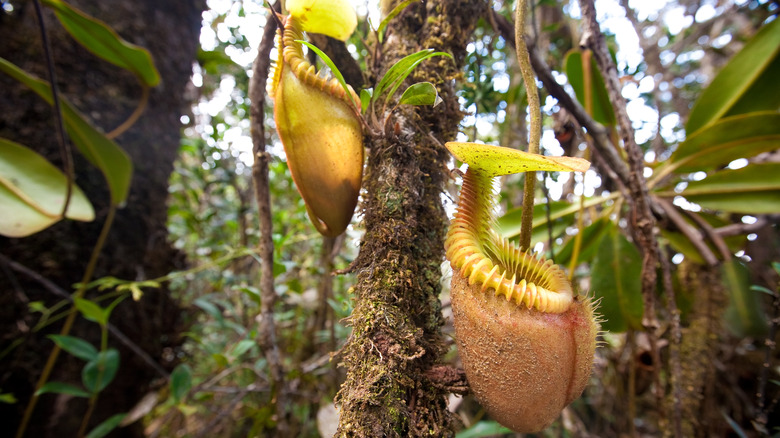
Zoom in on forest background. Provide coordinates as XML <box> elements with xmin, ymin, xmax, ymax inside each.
<box><xmin>0</xmin><ymin>0</ymin><xmax>779</xmax><ymax>437</ymax></box>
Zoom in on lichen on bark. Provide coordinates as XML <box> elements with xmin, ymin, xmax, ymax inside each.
<box><xmin>335</xmin><ymin>1</ymin><xmax>481</xmax><ymax>436</ymax></box>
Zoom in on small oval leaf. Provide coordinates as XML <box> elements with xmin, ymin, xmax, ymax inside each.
<box><xmin>35</xmin><ymin>381</ymin><xmax>90</xmax><ymax>398</ymax></box>
<box><xmin>399</xmin><ymin>82</ymin><xmax>442</xmax><ymax>106</ymax></box>
<box><xmin>48</xmin><ymin>334</ymin><xmax>98</xmax><ymax>362</ymax></box>
<box><xmin>169</xmin><ymin>363</ymin><xmax>192</xmax><ymax>403</ymax></box>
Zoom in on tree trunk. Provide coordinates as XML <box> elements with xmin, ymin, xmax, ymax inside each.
<box><xmin>0</xmin><ymin>1</ymin><xmax>203</xmax><ymax>436</ymax></box>
<box><xmin>335</xmin><ymin>1</ymin><xmax>482</xmax><ymax>436</ymax></box>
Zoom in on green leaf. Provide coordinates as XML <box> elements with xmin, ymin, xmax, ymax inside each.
<box><xmin>85</xmin><ymin>413</ymin><xmax>127</xmax><ymax>438</ymax></box>
<box><xmin>668</xmin><ymin>112</ymin><xmax>780</xmax><ymax>173</ymax></box>
<box><xmin>564</xmin><ymin>50</ymin><xmax>616</xmax><ymax>126</ymax></box>
<box><xmin>672</xmin><ymin>162</ymin><xmax>780</xmax><ymax>214</ymax></box>
<box><xmin>360</xmin><ymin>88</ymin><xmax>372</xmax><ymax>114</ymax></box>
<box><xmin>374</xmin><ymin>49</ymin><xmax>452</xmax><ymax>105</ymax></box>
<box><xmin>82</xmin><ymin>349</ymin><xmax>120</xmax><ymax>393</ymax></box>
<box><xmin>41</xmin><ymin>0</ymin><xmax>160</xmax><ymax>86</ymax></box>
<box><xmin>231</xmin><ymin>339</ymin><xmax>255</xmax><ymax>358</ymax></box>
<box><xmin>48</xmin><ymin>334</ymin><xmax>98</xmax><ymax>362</ymax></box>
<box><xmin>169</xmin><ymin>364</ymin><xmax>192</xmax><ymax>403</ymax></box>
<box><xmin>556</xmin><ymin>217</ymin><xmax>613</xmax><ymax>266</ymax></box>
<box><xmin>498</xmin><ymin>200</ymin><xmax>574</xmax><ymax>239</ymax></box>
<box><xmin>446</xmin><ymin>142</ymin><xmax>590</xmax><ymax>177</ymax></box>
<box><xmin>398</xmin><ymin>82</ymin><xmax>442</xmax><ymax>106</ymax></box>
<box><xmin>296</xmin><ymin>40</ymin><xmax>355</xmax><ymax>110</ymax></box>
<box><xmin>590</xmin><ymin>227</ymin><xmax>644</xmax><ymax>332</ymax></box>
<box><xmin>0</xmin><ymin>57</ymin><xmax>133</xmax><ymax>205</ymax></box>
<box><xmin>75</xmin><ymin>298</ymin><xmax>107</xmax><ymax>326</ymax></box>
<box><xmin>0</xmin><ymin>138</ymin><xmax>94</xmax><ymax>237</ymax></box>
<box><xmin>686</xmin><ymin>18</ymin><xmax>780</xmax><ymax>134</ymax></box>
<box><xmin>0</xmin><ymin>392</ymin><xmax>17</xmax><ymax>404</ymax></box>
<box><xmin>455</xmin><ymin>421</ymin><xmax>513</xmax><ymax>438</ymax></box>
<box><xmin>35</xmin><ymin>381</ymin><xmax>90</xmax><ymax>398</ymax></box>
<box><xmin>377</xmin><ymin>0</ymin><xmax>418</xmax><ymax>43</ymax></box>
<box><xmin>722</xmin><ymin>260</ymin><xmax>768</xmax><ymax>337</ymax></box>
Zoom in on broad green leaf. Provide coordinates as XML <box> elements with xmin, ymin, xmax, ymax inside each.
<box><xmin>564</xmin><ymin>50</ymin><xmax>616</xmax><ymax>126</ymax></box>
<box><xmin>556</xmin><ymin>217</ymin><xmax>613</xmax><ymax>267</ymax></box>
<box><xmin>590</xmin><ymin>227</ymin><xmax>644</xmax><ymax>332</ymax></box>
<box><xmin>36</xmin><ymin>382</ymin><xmax>90</xmax><ymax>398</ymax></box>
<box><xmin>377</xmin><ymin>0</ymin><xmax>418</xmax><ymax>43</ymax></box>
<box><xmin>687</xmin><ymin>18</ymin><xmax>780</xmax><ymax>134</ymax></box>
<box><xmin>0</xmin><ymin>393</ymin><xmax>17</xmax><ymax>404</ymax></box>
<box><xmin>374</xmin><ymin>49</ymin><xmax>452</xmax><ymax>104</ymax></box>
<box><xmin>48</xmin><ymin>334</ymin><xmax>98</xmax><ymax>362</ymax></box>
<box><xmin>398</xmin><ymin>82</ymin><xmax>442</xmax><ymax>106</ymax></box>
<box><xmin>82</xmin><ymin>349</ymin><xmax>120</xmax><ymax>393</ymax></box>
<box><xmin>74</xmin><ymin>298</ymin><xmax>107</xmax><ymax>326</ymax></box>
<box><xmin>455</xmin><ymin>420</ymin><xmax>513</xmax><ymax>438</ymax></box>
<box><xmin>0</xmin><ymin>138</ymin><xmax>94</xmax><ymax>237</ymax></box>
<box><xmin>668</xmin><ymin>112</ymin><xmax>780</xmax><ymax>173</ymax></box>
<box><xmin>674</xmin><ymin>163</ymin><xmax>780</xmax><ymax>214</ymax></box>
<box><xmin>41</xmin><ymin>0</ymin><xmax>159</xmax><ymax>87</ymax></box>
<box><xmin>296</xmin><ymin>40</ymin><xmax>356</xmax><ymax>110</ymax></box>
<box><xmin>287</xmin><ymin>0</ymin><xmax>357</xmax><ymax>41</ymax></box>
<box><xmin>446</xmin><ymin>142</ymin><xmax>590</xmax><ymax>177</ymax></box>
<box><xmin>722</xmin><ymin>260</ymin><xmax>768</xmax><ymax>337</ymax></box>
<box><xmin>0</xmin><ymin>58</ymin><xmax>133</xmax><ymax>205</ymax></box>
<box><xmin>170</xmin><ymin>364</ymin><xmax>192</xmax><ymax>403</ymax></box>
<box><xmin>85</xmin><ymin>413</ymin><xmax>127</xmax><ymax>438</ymax></box>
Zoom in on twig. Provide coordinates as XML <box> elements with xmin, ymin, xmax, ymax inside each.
<box><xmin>17</xmin><ymin>205</ymin><xmax>118</xmax><ymax>438</ymax></box>
<box><xmin>192</xmin><ymin>388</ymin><xmax>250</xmax><ymax>438</ymax></box>
<box><xmin>106</xmin><ymin>85</ymin><xmax>150</xmax><ymax>139</ymax></box>
<box><xmin>580</xmin><ymin>0</ymin><xmax>659</xmax><ymax>331</ymax></box>
<box><xmin>655</xmin><ymin>197</ymin><xmax>718</xmax><ymax>266</ymax></box>
<box><xmin>683</xmin><ymin>210</ymin><xmax>732</xmax><ymax>262</ymax></box>
<box><xmin>715</xmin><ymin>217</ymin><xmax>769</xmax><ymax>237</ymax></box>
<box><xmin>248</xmin><ymin>1</ymin><xmax>287</xmax><ymax>434</ymax></box>
<box><xmin>0</xmin><ymin>254</ymin><xmax>171</xmax><ymax>379</ymax></box>
<box><xmin>659</xmin><ymin>244</ymin><xmax>683</xmax><ymax>438</ymax></box>
<box><xmin>32</xmin><ymin>0</ymin><xmax>73</xmax><ymax>218</ymax></box>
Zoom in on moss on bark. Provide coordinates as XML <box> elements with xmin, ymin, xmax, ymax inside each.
<box><xmin>335</xmin><ymin>1</ymin><xmax>482</xmax><ymax>436</ymax></box>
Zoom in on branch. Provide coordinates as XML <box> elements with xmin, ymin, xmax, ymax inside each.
<box><xmin>579</xmin><ymin>0</ymin><xmax>659</xmax><ymax>331</ymax></box>
<box><xmin>248</xmin><ymin>1</ymin><xmax>287</xmax><ymax>433</ymax></box>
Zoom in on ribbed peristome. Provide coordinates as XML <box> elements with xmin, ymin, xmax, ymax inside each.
<box><xmin>445</xmin><ymin>167</ymin><xmax>573</xmax><ymax>313</ymax></box>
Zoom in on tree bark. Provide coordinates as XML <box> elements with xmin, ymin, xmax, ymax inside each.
<box><xmin>335</xmin><ymin>1</ymin><xmax>481</xmax><ymax>436</ymax></box>
<box><xmin>0</xmin><ymin>1</ymin><xmax>203</xmax><ymax>436</ymax></box>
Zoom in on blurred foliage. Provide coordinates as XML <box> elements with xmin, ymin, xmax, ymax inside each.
<box><xmin>142</xmin><ymin>0</ymin><xmax>780</xmax><ymax>436</ymax></box>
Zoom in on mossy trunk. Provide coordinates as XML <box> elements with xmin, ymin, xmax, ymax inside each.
<box><xmin>335</xmin><ymin>1</ymin><xmax>481</xmax><ymax>436</ymax></box>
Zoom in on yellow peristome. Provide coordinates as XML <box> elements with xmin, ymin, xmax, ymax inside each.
<box><xmin>286</xmin><ymin>0</ymin><xmax>358</xmax><ymax>41</ymax></box>
<box><xmin>445</xmin><ymin>141</ymin><xmax>590</xmax><ymax>176</ymax></box>
<box><xmin>273</xmin><ymin>66</ymin><xmax>363</xmax><ymax>237</ymax></box>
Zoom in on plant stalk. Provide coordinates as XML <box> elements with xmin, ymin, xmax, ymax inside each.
<box><xmin>515</xmin><ymin>0</ymin><xmax>542</xmax><ymax>251</ymax></box>
<box><xmin>16</xmin><ymin>205</ymin><xmax>117</xmax><ymax>438</ymax></box>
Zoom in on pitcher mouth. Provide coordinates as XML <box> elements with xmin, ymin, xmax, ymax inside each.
<box><xmin>444</xmin><ymin>167</ymin><xmax>573</xmax><ymax>314</ymax></box>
